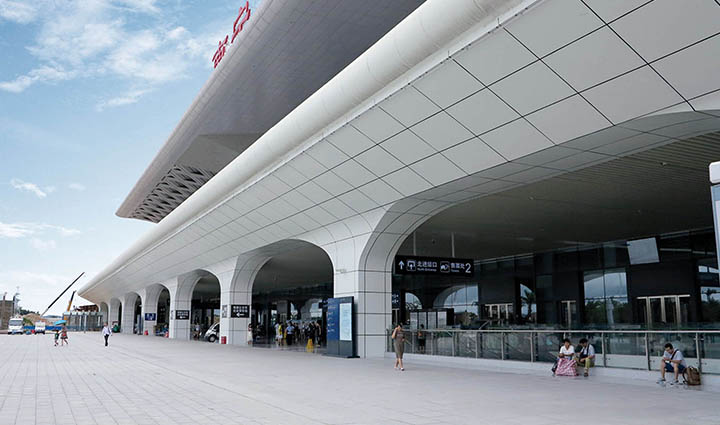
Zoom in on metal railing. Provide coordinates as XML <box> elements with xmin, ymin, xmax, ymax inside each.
<box><xmin>387</xmin><ymin>329</ymin><xmax>720</xmax><ymax>375</ymax></box>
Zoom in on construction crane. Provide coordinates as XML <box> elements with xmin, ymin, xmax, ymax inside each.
<box><xmin>41</xmin><ymin>272</ymin><xmax>84</xmax><ymax>317</ymax></box>
<box><xmin>66</xmin><ymin>291</ymin><xmax>76</xmax><ymax>312</ymax></box>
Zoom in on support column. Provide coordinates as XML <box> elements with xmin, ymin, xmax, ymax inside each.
<box><xmin>121</xmin><ymin>293</ymin><xmax>139</xmax><ymax>335</ymax></box>
<box><xmin>165</xmin><ymin>277</ymin><xmax>192</xmax><ymax>340</ymax></box>
<box><xmin>108</xmin><ymin>299</ymin><xmax>121</xmax><ymax>329</ymax></box>
<box><xmin>323</xmin><ymin>235</ymin><xmax>393</xmax><ymax>358</ymax></box>
<box><xmin>206</xmin><ymin>256</ymin><xmax>268</xmax><ymax>346</ymax></box>
<box><xmin>139</xmin><ymin>286</ymin><xmax>161</xmax><ymax>336</ymax></box>
<box><xmin>98</xmin><ymin>303</ymin><xmax>109</xmax><ymax>327</ymax></box>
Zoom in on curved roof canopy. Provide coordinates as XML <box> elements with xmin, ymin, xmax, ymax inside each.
<box><xmin>117</xmin><ymin>0</ymin><xmax>425</xmax><ymax>222</ymax></box>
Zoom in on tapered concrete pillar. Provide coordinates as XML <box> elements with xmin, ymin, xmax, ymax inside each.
<box><xmin>121</xmin><ymin>293</ymin><xmax>140</xmax><ymax>334</ymax></box>
<box><xmin>205</xmin><ymin>256</ymin><xmax>268</xmax><ymax>346</ymax></box>
<box><xmin>98</xmin><ymin>302</ymin><xmax>109</xmax><ymax>327</ymax></box>
<box><xmin>108</xmin><ymin>298</ymin><xmax>121</xmax><ymax>329</ymax></box>
<box><xmin>139</xmin><ymin>285</ymin><xmax>163</xmax><ymax>336</ymax></box>
<box><xmin>165</xmin><ymin>276</ymin><xmax>192</xmax><ymax>340</ymax></box>
<box><xmin>320</xmin><ymin>234</ymin><xmax>392</xmax><ymax>358</ymax></box>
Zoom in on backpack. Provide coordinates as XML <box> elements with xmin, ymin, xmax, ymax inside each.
<box><xmin>684</xmin><ymin>366</ymin><xmax>701</xmax><ymax>386</ymax></box>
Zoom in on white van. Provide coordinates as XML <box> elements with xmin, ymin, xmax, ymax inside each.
<box><xmin>8</xmin><ymin>317</ymin><xmax>24</xmax><ymax>335</ymax></box>
<box><xmin>34</xmin><ymin>322</ymin><xmax>46</xmax><ymax>334</ymax></box>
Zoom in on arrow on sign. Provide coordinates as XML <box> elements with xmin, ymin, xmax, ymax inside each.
<box><xmin>398</xmin><ymin>260</ymin><xmax>405</xmax><ymax>270</ymax></box>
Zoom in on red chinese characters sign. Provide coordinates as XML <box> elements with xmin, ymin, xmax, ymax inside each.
<box><xmin>212</xmin><ymin>1</ymin><xmax>251</xmax><ymax>68</ymax></box>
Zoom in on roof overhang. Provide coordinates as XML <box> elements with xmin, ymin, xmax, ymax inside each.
<box><xmin>116</xmin><ymin>0</ymin><xmax>426</xmax><ymax>222</ymax></box>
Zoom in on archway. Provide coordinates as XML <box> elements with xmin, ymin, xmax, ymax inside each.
<box><xmin>98</xmin><ymin>302</ymin><xmax>109</xmax><ymax>326</ymax></box>
<box><xmin>191</xmin><ymin>274</ymin><xmax>220</xmax><ymax>341</ymax></box>
<box><xmin>120</xmin><ymin>292</ymin><xmax>141</xmax><ymax>334</ymax></box>
<box><xmin>133</xmin><ymin>296</ymin><xmax>142</xmax><ymax>334</ymax></box>
<box><xmin>251</xmin><ymin>241</ymin><xmax>333</xmax><ymax>350</ymax></box>
<box><xmin>156</xmin><ymin>287</ymin><xmax>170</xmax><ymax>336</ymax></box>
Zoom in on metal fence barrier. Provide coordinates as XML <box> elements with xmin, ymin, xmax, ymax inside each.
<box><xmin>387</xmin><ymin>329</ymin><xmax>720</xmax><ymax>374</ymax></box>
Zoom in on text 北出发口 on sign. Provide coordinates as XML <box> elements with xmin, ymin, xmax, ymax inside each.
<box><xmin>212</xmin><ymin>1</ymin><xmax>251</xmax><ymax>68</ymax></box>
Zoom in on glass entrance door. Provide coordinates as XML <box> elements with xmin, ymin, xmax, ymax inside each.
<box><xmin>560</xmin><ymin>300</ymin><xmax>577</xmax><ymax>328</ymax></box>
<box><xmin>637</xmin><ymin>295</ymin><xmax>690</xmax><ymax>328</ymax></box>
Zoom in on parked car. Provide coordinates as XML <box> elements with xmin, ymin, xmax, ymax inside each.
<box><xmin>203</xmin><ymin>322</ymin><xmax>219</xmax><ymax>343</ymax></box>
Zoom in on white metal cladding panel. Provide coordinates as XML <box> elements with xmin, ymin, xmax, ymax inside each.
<box><xmin>81</xmin><ymin>0</ymin><xmax>720</xmax><ymax>301</ymax></box>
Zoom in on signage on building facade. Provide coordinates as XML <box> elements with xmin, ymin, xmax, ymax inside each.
<box><xmin>394</xmin><ymin>255</ymin><xmax>474</xmax><ymax>276</ymax></box>
<box><xmin>391</xmin><ymin>292</ymin><xmax>400</xmax><ymax>308</ymax></box>
<box><xmin>221</xmin><ymin>304</ymin><xmax>228</xmax><ymax>318</ymax></box>
<box><xmin>230</xmin><ymin>304</ymin><xmax>250</xmax><ymax>318</ymax></box>
<box><xmin>212</xmin><ymin>1</ymin><xmax>251</xmax><ymax>68</ymax></box>
<box><xmin>144</xmin><ymin>313</ymin><xmax>156</xmax><ymax>321</ymax></box>
<box><xmin>175</xmin><ymin>310</ymin><xmax>190</xmax><ymax>320</ymax></box>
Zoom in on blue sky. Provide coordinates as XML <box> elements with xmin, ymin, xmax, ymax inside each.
<box><xmin>0</xmin><ymin>0</ymin><xmax>256</xmax><ymax>314</ymax></box>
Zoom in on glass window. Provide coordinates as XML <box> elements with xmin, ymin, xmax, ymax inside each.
<box><xmin>405</xmin><ymin>293</ymin><xmax>422</xmax><ymax>311</ymax></box>
<box><xmin>604</xmin><ymin>269</ymin><xmax>628</xmax><ymax>298</ymax></box>
<box><xmin>519</xmin><ymin>283</ymin><xmax>536</xmax><ymax>324</ymax></box>
<box><xmin>466</xmin><ymin>285</ymin><xmax>479</xmax><ymax>307</ymax></box>
<box><xmin>701</xmin><ymin>287</ymin><xmax>720</xmax><ymax>323</ymax></box>
<box><xmin>583</xmin><ymin>271</ymin><xmax>604</xmax><ymax>299</ymax></box>
<box><xmin>583</xmin><ymin>269</ymin><xmax>629</xmax><ymax>327</ymax></box>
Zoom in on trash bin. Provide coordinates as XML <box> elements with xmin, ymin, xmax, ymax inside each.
<box><xmin>221</xmin><ymin>336</ymin><xmax>227</xmax><ymax>344</ymax></box>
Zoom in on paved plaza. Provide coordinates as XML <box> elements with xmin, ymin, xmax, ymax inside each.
<box><xmin>1</xmin><ymin>333</ymin><xmax>719</xmax><ymax>425</ymax></box>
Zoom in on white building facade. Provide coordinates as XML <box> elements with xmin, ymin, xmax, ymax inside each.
<box><xmin>80</xmin><ymin>0</ymin><xmax>720</xmax><ymax>359</ymax></box>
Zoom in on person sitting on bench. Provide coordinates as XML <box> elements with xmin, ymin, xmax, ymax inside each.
<box><xmin>657</xmin><ymin>343</ymin><xmax>686</xmax><ymax>386</ymax></box>
<box><xmin>575</xmin><ymin>338</ymin><xmax>595</xmax><ymax>377</ymax></box>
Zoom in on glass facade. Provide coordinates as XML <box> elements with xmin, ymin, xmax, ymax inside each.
<box><xmin>393</xmin><ymin>228</ymin><xmax>720</xmax><ymax>330</ymax></box>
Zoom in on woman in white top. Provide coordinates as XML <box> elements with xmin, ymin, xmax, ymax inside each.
<box><xmin>554</xmin><ymin>338</ymin><xmax>578</xmax><ymax>376</ymax></box>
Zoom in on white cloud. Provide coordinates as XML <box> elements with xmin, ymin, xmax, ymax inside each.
<box><xmin>56</xmin><ymin>226</ymin><xmax>81</xmax><ymax>237</ymax></box>
<box><xmin>0</xmin><ymin>222</ymin><xmax>35</xmax><ymax>238</ymax></box>
<box><xmin>0</xmin><ymin>270</ymin><xmax>76</xmax><ymax>314</ymax></box>
<box><xmin>96</xmin><ymin>88</ymin><xmax>150</xmax><ymax>111</ymax></box>
<box><xmin>44</xmin><ymin>186</ymin><xmax>57</xmax><ymax>194</ymax></box>
<box><xmin>0</xmin><ymin>271</ymin><xmax>69</xmax><ymax>287</ymax></box>
<box><xmin>0</xmin><ymin>65</ymin><xmax>76</xmax><ymax>93</ymax></box>
<box><xmin>114</xmin><ymin>0</ymin><xmax>159</xmax><ymax>14</ymax></box>
<box><xmin>1</xmin><ymin>0</ymin><xmax>222</xmax><ymax>101</ymax></box>
<box><xmin>0</xmin><ymin>222</ymin><xmax>81</xmax><ymax>239</ymax></box>
<box><xmin>68</xmin><ymin>183</ymin><xmax>86</xmax><ymax>191</ymax></box>
<box><xmin>10</xmin><ymin>178</ymin><xmax>48</xmax><ymax>198</ymax></box>
<box><xmin>0</xmin><ymin>0</ymin><xmax>39</xmax><ymax>24</ymax></box>
<box><xmin>30</xmin><ymin>238</ymin><xmax>56</xmax><ymax>251</ymax></box>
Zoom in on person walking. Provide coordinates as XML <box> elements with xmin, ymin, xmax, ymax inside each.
<box><xmin>102</xmin><ymin>323</ymin><xmax>112</xmax><ymax>347</ymax></box>
<box><xmin>286</xmin><ymin>322</ymin><xmax>295</xmax><ymax>346</ymax></box>
<box><xmin>54</xmin><ymin>328</ymin><xmax>60</xmax><ymax>346</ymax></box>
<box><xmin>417</xmin><ymin>324</ymin><xmax>427</xmax><ymax>354</ymax></box>
<box><xmin>275</xmin><ymin>322</ymin><xmax>284</xmax><ymax>347</ymax></box>
<box><xmin>391</xmin><ymin>324</ymin><xmax>405</xmax><ymax>371</ymax></box>
<box><xmin>60</xmin><ymin>324</ymin><xmax>69</xmax><ymax>346</ymax></box>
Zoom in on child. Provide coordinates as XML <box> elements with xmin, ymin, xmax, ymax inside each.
<box><xmin>54</xmin><ymin>329</ymin><xmax>60</xmax><ymax>346</ymax></box>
